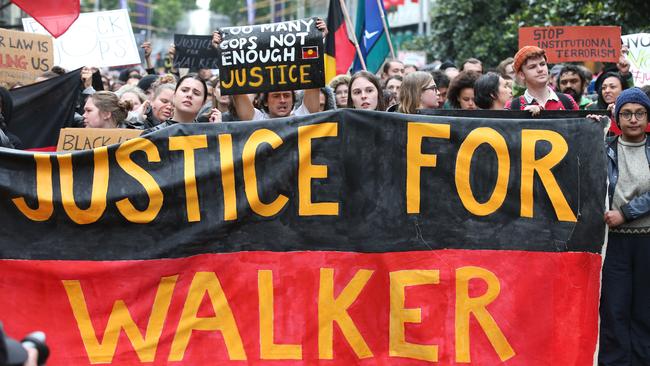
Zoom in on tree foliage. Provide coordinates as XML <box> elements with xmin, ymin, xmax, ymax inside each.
<box><xmin>402</xmin><ymin>0</ymin><xmax>650</xmax><ymax>68</ymax></box>
<box><xmin>209</xmin><ymin>0</ymin><xmax>247</xmax><ymax>26</ymax></box>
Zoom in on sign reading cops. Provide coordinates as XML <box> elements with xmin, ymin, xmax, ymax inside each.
<box><xmin>217</xmin><ymin>17</ymin><xmax>325</xmax><ymax>95</ymax></box>
<box><xmin>173</xmin><ymin>34</ymin><xmax>219</xmax><ymax>71</ymax></box>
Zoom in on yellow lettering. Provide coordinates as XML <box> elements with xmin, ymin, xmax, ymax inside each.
<box><xmin>258</xmin><ymin>270</ymin><xmax>302</xmax><ymax>359</ymax></box>
<box><xmin>58</xmin><ymin>147</ymin><xmax>109</xmax><ymax>225</ymax></box>
<box><xmin>169</xmin><ymin>272</ymin><xmax>246</xmax><ymax>361</ymax></box>
<box><xmin>389</xmin><ymin>270</ymin><xmax>439</xmax><ymax>362</ymax></box>
<box><xmin>455</xmin><ymin>127</ymin><xmax>510</xmax><ymax>216</ymax></box>
<box><xmin>318</xmin><ymin>268</ymin><xmax>373</xmax><ymax>359</ymax></box>
<box><xmin>249</xmin><ymin>66</ymin><xmax>263</xmax><ymax>87</ymax></box>
<box><xmin>62</xmin><ymin>276</ymin><xmax>177</xmax><ymax>364</ymax></box>
<box><xmin>520</xmin><ymin>130</ymin><xmax>576</xmax><ymax>222</ymax></box>
<box><xmin>406</xmin><ymin>123</ymin><xmax>451</xmax><ymax>213</ymax></box>
<box><xmin>266</xmin><ymin>65</ymin><xmax>277</xmax><ymax>84</ymax></box>
<box><xmin>288</xmin><ymin>64</ymin><xmax>298</xmax><ymax>83</ymax></box>
<box><xmin>299</xmin><ymin>64</ymin><xmax>311</xmax><ymax>84</ymax></box>
<box><xmin>221</xmin><ymin>71</ymin><xmax>234</xmax><ymax>89</ymax></box>
<box><xmin>218</xmin><ymin>134</ymin><xmax>237</xmax><ymax>221</ymax></box>
<box><xmin>278</xmin><ymin>64</ymin><xmax>287</xmax><ymax>84</ymax></box>
<box><xmin>455</xmin><ymin>266</ymin><xmax>515</xmax><ymax>362</ymax></box>
<box><xmin>115</xmin><ymin>138</ymin><xmax>163</xmax><ymax>223</ymax></box>
<box><xmin>242</xmin><ymin>129</ymin><xmax>288</xmax><ymax>217</ymax></box>
<box><xmin>12</xmin><ymin>154</ymin><xmax>53</xmax><ymax>221</ymax></box>
<box><xmin>298</xmin><ymin>123</ymin><xmax>339</xmax><ymax>216</ymax></box>
<box><xmin>169</xmin><ymin>135</ymin><xmax>208</xmax><ymax>222</ymax></box>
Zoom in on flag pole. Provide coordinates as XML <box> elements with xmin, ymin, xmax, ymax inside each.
<box><xmin>339</xmin><ymin>0</ymin><xmax>367</xmax><ymax>70</ymax></box>
<box><xmin>375</xmin><ymin>0</ymin><xmax>396</xmax><ymax>59</ymax></box>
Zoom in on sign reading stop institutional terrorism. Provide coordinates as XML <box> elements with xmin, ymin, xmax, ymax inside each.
<box><xmin>217</xmin><ymin>17</ymin><xmax>325</xmax><ymax>95</ymax></box>
<box><xmin>519</xmin><ymin>26</ymin><xmax>621</xmax><ymax>64</ymax></box>
<box><xmin>0</xmin><ymin>110</ymin><xmax>605</xmax><ymax>365</ymax></box>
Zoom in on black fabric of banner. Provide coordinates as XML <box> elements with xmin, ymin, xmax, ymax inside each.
<box><xmin>0</xmin><ymin>110</ymin><xmax>606</xmax><ymax>260</ymax></box>
<box><xmin>8</xmin><ymin>69</ymin><xmax>82</xmax><ymax>149</ymax></box>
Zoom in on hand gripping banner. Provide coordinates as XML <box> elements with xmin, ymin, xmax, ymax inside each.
<box><xmin>0</xmin><ymin>109</ymin><xmax>606</xmax><ymax>365</ymax></box>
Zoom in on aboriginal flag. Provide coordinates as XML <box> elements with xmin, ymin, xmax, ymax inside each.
<box><xmin>324</xmin><ymin>0</ymin><xmax>355</xmax><ymax>82</ymax></box>
<box><xmin>0</xmin><ymin>110</ymin><xmax>607</xmax><ymax>365</ymax></box>
<box><xmin>12</xmin><ymin>0</ymin><xmax>79</xmax><ymax>38</ymax></box>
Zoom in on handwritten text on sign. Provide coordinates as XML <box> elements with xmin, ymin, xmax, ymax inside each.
<box><xmin>22</xmin><ymin>9</ymin><xmax>140</xmax><ymax>70</ymax></box>
<box><xmin>217</xmin><ymin>18</ymin><xmax>325</xmax><ymax>95</ymax></box>
<box><xmin>0</xmin><ymin>28</ymin><xmax>52</xmax><ymax>86</ymax></box>
<box><xmin>173</xmin><ymin>34</ymin><xmax>219</xmax><ymax>71</ymax></box>
<box><xmin>519</xmin><ymin>26</ymin><xmax>621</xmax><ymax>63</ymax></box>
<box><xmin>622</xmin><ymin>33</ymin><xmax>650</xmax><ymax>87</ymax></box>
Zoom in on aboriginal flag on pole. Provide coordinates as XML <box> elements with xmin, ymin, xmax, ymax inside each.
<box><xmin>324</xmin><ymin>0</ymin><xmax>355</xmax><ymax>82</ymax></box>
<box><xmin>0</xmin><ymin>110</ymin><xmax>607</xmax><ymax>365</ymax></box>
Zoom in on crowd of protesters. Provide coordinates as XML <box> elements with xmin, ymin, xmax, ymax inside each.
<box><xmin>1</xmin><ymin>20</ymin><xmax>650</xmax><ymax>366</ymax></box>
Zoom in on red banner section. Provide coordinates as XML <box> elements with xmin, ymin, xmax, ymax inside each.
<box><xmin>519</xmin><ymin>26</ymin><xmax>621</xmax><ymax>63</ymax></box>
<box><xmin>0</xmin><ymin>250</ymin><xmax>601</xmax><ymax>365</ymax></box>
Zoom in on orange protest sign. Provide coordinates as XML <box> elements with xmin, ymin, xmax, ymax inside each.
<box><xmin>519</xmin><ymin>26</ymin><xmax>621</xmax><ymax>63</ymax></box>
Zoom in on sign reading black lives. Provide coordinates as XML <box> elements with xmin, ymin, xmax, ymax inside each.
<box><xmin>217</xmin><ymin>17</ymin><xmax>325</xmax><ymax>95</ymax></box>
<box><xmin>173</xmin><ymin>34</ymin><xmax>219</xmax><ymax>71</ymax></box>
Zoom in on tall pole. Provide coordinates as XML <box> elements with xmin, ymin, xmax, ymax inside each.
<box><xmin>376</xmin><ymin>0</ymin><xmax>396</xmax><ymax>59</ymax></box>
<box><xmin>339</xmin><ymin>0</ymin><xmax>367</xmax><ymax>70</ymax></box>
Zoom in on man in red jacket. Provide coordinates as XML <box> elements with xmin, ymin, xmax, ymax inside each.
<box><xmin>506</xmin><ymin>46</ymin><xmax>579</xmax><ymax>114</ymax></box>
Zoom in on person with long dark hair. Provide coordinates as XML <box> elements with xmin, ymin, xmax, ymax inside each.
<box><xmin>347</xmin><ymin>71</ymin><xmax>386</xmax><ymax>111</ymax></box>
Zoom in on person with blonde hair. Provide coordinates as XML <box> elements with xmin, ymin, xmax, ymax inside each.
<box><xmin>397</xmin><ymin>71</ymin><xmax>439</xmax><ymax>114</ymax></box>
<box><xmin>82</xmin><ymin>91</ymin><xmax>132</xmax><ymax>128</ymax></box>
<box><xmin>115</xmin><ymin>84</ymin><xmax>147</xmax><ymax>111</ymax></box>
<box><xmin>329</xmin><ymin>74</ymin><xmax>351</xmax><ymax>109</ymax></box>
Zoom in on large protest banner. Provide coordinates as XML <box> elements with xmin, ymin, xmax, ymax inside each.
<box><xmin>0</xmin><ymin>28</ymin><xmax>53</xmax><ymax>86</ymax></box>
<box><xmin>622</xmin><ymin>33</ymin><xmax>650</xmax><ymax>86</ymax></box>
<box><xmin>22</xmin><ymin>9</ymin><xmax>140</xmax><ymax>70</ymax></box>
<box><xmin>519</xmin><ymin>26</ymin><xmax>621</xmax><ymax>63</ymax></box>
<box><xmin>0</xmin><ymin>110</ymin><xmax>605</xmax><ymax>365</ymax></box>
<box><xmin>217</xmin><ymin>18</ymin><xmax>325</xmax><ymax>95</ymax></box>
<box><xmin>173</xmin><ymin>34</ymin><xmax>219</xmax><ymax>71</ymax></box>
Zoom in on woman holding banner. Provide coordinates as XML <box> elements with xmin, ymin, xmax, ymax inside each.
<box><xmin>397</xmin><ymin>71</ymin><xmax>439</xmax><ymax>114</ymax></box>
<box><xmin>347</xmin><ymin>71</ymin><xmax>385</xmax><ymax>111</ymax></box>
<box><xmin>145</xmin><ymin>74</ymin><xmax>220</xmax><ymax>133</ymax></box>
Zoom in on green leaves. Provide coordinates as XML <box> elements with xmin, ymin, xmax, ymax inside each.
<box><xmin>402</xmin><ymin>0</ymin><xmax>649</xmax><ymax>67</ymax></box>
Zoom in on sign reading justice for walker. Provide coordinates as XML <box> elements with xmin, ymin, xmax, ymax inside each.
<box><xmin>217</xmin><ymin>17</ymin><xmax>325</xmax><ymax>95</ymax></box>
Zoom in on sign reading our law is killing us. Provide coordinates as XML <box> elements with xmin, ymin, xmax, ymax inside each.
<box><xmin>217</xmin><ymin>17</ymin><xmax>325</xmax><ymax>95</ymax></box>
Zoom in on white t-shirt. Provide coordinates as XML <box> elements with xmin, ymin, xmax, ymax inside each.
<box><xmin>252</xmin><ymin>103</ymin><xmax>310</xmax><ymax>120</ymax></box>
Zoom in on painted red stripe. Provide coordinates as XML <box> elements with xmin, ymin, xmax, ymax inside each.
<box><xmin>334</xmin><ymin>24</ymin><xmax>355</xmax><ymax>75</ymax></box>
<box><xmin>0</xmin><ymin>249</ymin><xmax>600</xmax><ymax>365</ymax></box>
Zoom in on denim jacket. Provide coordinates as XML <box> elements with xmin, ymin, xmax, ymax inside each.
<box><xmin>606</xmin><ymin>135</ymin><xmax>650</xmax><ymax>221</ymax></box>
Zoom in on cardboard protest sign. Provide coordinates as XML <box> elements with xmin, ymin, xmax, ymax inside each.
<box><xmin>622</xmin><ymin>33</ymin><xmax>650</xmax><ymax>86</ymax></box>
<box><xmin>22</xmin><ymin>9</ymin><xmax>140</xmax><ymax>70</ymax></box>
<box><xmin>217</xmin><ymin>17</ymin><xmax>325</xmax><ymax>95</ymax></box>
<box><xmin>0</xmin><ymin>28</ymin><xmax>53</xmax><ymax>86</ymax></box>
<box><xmin>56</xmin><ymin>128</ymin><xmax>142</xmax><ymax>151</ymax></box>
<box><xmin>519</xmin><ymin>26</ymin><xmax>621</xmax><ymax>64</ymax></box>
<box><xmin>173</xmin><ymin>34</ymin><xmax>219</xmax><ymax>71</ymax></box>
<box><xmin>0</xmin><ymin>110</ymin><xmax>606</xmax><ymax>365</ymax></box>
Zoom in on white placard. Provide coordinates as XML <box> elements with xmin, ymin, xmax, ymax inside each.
<box><xmin>22</xmin><ymin>9</ymin><xmax>141</xmax><ymax>70</ymax></box>
<box><xmin>622</xmin><ymin>33</ymin><xmax>650</xmax><ymax>86</ymax></box>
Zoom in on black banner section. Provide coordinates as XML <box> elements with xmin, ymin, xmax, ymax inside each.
<box><xmin>173</xmin><ymin>34</ymin><xmax>219</xmax><ymax>71</ymax></box>
<box><xmin>8</xmin><ymin>68</ymin><xmax>82</xmax><ymax>149</ymax></box>
<box><xmin>217</xmin><ymin>17</ymin><xmax>325</xmax><ymax>95</ymax></box>
<box><xmin>0</xmin><ymin>110</ymin><xmax>606</xmax><ymax>260</ymax></box>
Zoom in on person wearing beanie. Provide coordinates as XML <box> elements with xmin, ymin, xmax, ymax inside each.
<box><xmin>599</xmin><ymin>87</ymin><xmax>650</xmax><ymax>365</ymax></box>
<box><xmin>505</xmin><ymin>46</ymin><xmax>578</xmax><ymax>114</ymax></box>
<box><xmin>137</xmin><ymin>75</ymin><xmax>158</xmax><ymax>100</ymax></box>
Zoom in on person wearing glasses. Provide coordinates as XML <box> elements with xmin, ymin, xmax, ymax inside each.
<box><xmin>599</xmin><ymin>88</ymin><xmax>650</xmax><ymax>366</ymax></box>
<box><xmin>474</xmin><ymin>72</ymin><xmax>513</xmax><ymax>110</ymax></box>
<box><xmin>397</xmin><ymin>71</ymin><xmax>439</xmax><ymax>114</ymax></box>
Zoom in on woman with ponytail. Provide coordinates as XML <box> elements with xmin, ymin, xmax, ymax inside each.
<box><xmin>82</xmin><ymin>91</ymin><xmax>132</xmax><ymax>129</ymax></box>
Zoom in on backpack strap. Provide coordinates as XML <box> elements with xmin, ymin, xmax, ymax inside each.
<box><xmin>510</xmin><ymin>96</ymin><xmax>526</xmax><ymax>110</ymax></box>
<box><xmin>556</xmin><ymin>93</ymin><xmax>575</xmax><ymax>110</ymax></box>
